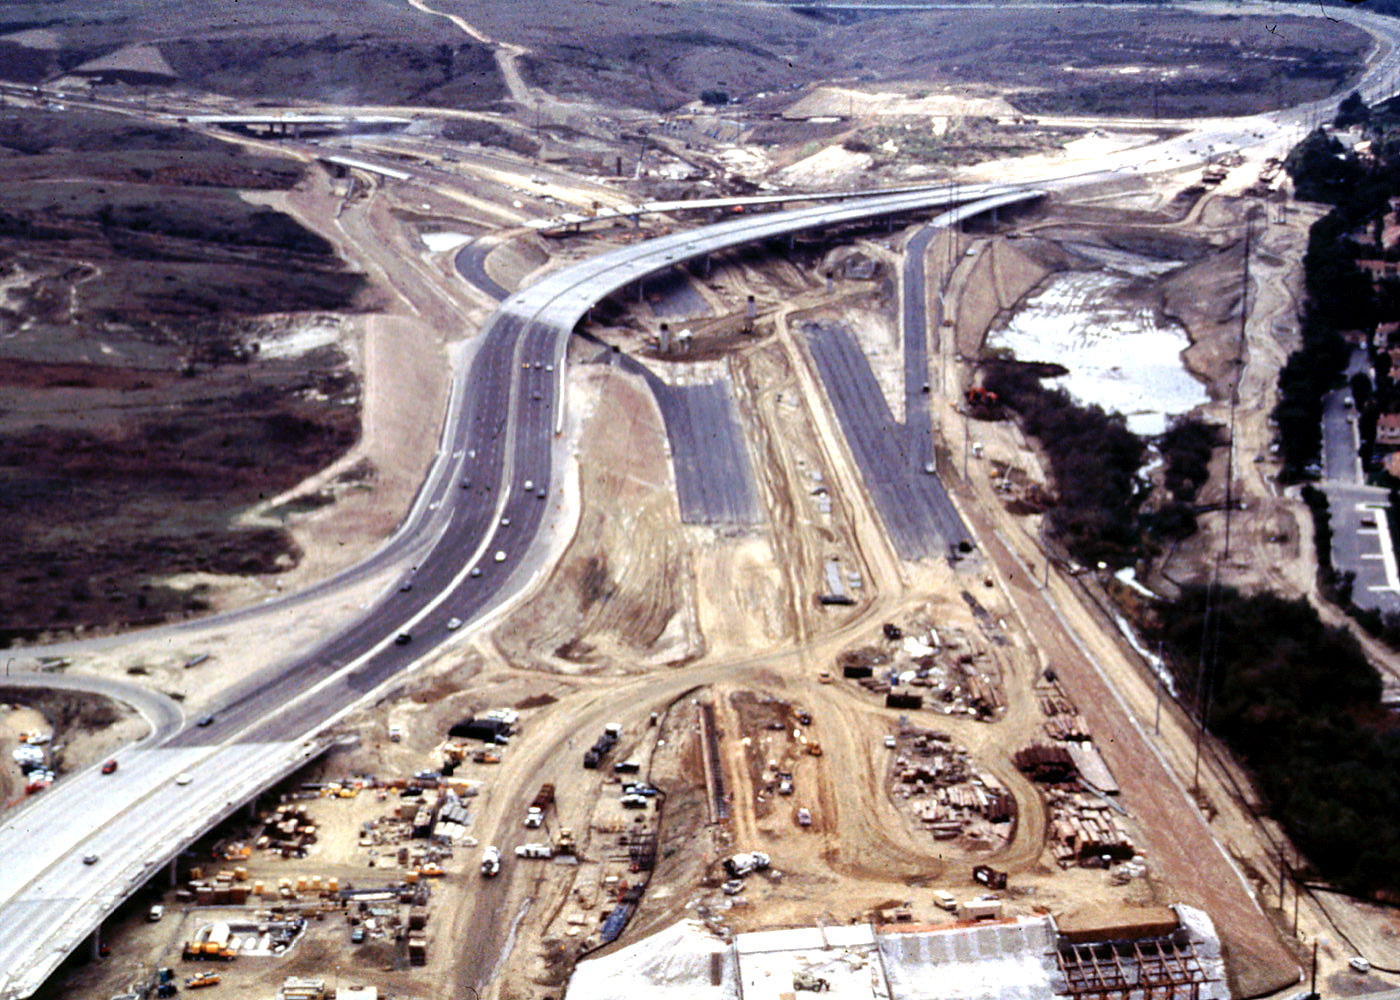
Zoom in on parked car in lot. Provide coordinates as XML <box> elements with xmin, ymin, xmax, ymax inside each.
<box><xmin>721</xmin><ymin>880</ymin><xmax>745</xmax><ymax>895</ymax></box>
<box><xmin>351</xmin><ymin>926</ymin><xmax>366</xmax><ymax>944</ymax></box>
<box><xmin>148</xmin><ymin>904</ymin><xmax>165</xmax><ymax>922</ymax></box>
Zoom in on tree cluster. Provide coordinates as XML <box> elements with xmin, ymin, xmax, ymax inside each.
<box><xmin>981</xmin><ymin>362</ymin><xmax>1146</xmax><ymax>567</ymax></box>
<box><xmin>1158</xmin><ymin>586</ymin><xmax>1400</xmax><ymax>897</ymax></box>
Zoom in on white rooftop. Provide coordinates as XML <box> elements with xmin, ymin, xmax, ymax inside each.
<box><xmin>880</xmin><ymin>917</ymin><xmax>1061</xmax><ymax>1000</ymax></box>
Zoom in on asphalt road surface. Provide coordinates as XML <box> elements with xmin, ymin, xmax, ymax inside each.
<box><xmin>803</xmin><ymin>319</ymin><xmax>971</xmax><ymax>559</ymax></box>
<box><xmin>612</xmin><ymin>352</ymin><xmax>762</xmax><ymax>525</ymax></box>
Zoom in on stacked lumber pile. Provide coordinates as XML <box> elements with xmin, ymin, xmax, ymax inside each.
<box><xmin>1048</xmin><ymin>792</ymin><xmax>1133</xmax><ymax>864</ymax></box>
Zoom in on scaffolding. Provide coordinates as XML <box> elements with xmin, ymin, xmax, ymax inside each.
<box><xmin>1056</xmin><ymin>932</ymin><xmax>1212</xmax><ymax>1000</ymax></box>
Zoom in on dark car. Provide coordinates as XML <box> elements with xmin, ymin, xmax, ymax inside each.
<box><xmin>101</xmin><ymin>759</ymin><xmax>118</xmax><ymax>774</ymax></box>
<box><xmin>395</xmin><ymin>632</ymin><xmax>412</xmax><ymax>645</ymax></box>
<box><xmin>83</xmin><ymin>853</ymin><xmax>99</xmax><ymax>865</ymax></box>
<box><xmin>196</xmin><ymin>715</ymin><xmax>214</xmax><ymax>727</ymax></box>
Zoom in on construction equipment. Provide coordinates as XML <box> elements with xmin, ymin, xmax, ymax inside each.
<box><xmin>966</xmin><ymin>386</ymin><xmax>999</xmax><ymax>411</ymax></box>
<box><xmin>186</xmin><ymin>973</ymin><xmax>221</xmax><ymax>989</ymax></box>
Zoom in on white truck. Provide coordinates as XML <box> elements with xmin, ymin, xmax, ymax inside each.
<box><xmin>723</xmin><ymin>851</ymin><xmax>771</xmax><ymax>878</ymax></box>
<box><xmin>480</xmin><ymin>845</ymin><xmax>501</xmax><ymax>877</ymax></box>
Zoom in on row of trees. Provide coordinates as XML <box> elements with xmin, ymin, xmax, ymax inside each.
<box><xmin>1278</xmin><ymin>97</ymin><xmax>1400</xmax><ymax>480</ymax></box>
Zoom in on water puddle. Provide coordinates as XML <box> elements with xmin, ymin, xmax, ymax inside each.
<box><xmin>987</xmin><ymin>270</ymin><xmax>1208</xmax><ymax>436</ymax></box>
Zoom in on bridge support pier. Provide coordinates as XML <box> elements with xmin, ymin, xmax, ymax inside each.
<box><xmin>170</xmin><ymin>857</ymin><xmax>180</xmax><ymax>887</ymax></box>
<box><xmin>90</xmin><ymin>925</ymin><xmax>102</xmax><ymax>961</ymax></box>
<box><xmin>637</xmin><ymin>281</ymin><xmax>644</xmax><ymax>303</ymax></box>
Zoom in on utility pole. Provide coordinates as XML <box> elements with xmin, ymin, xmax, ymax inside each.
<box><xmin>1225</xmin><ymin>217</ymin><xmax>1250</xmax><ymax>559</ymax></box>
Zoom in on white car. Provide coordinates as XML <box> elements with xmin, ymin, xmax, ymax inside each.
<box><xmin>470</xmin><ymin>566</ymin><xmax>482</xmax><ymax>577</ymax></box>
<box><xmin>494</xmin><ymin>551</ymin><xmax>506</xmax><ymax>563</ymax></box>
<box><xmin>446</xmin><ymin>617</ymin><xmax>462</xmax><ymax>631</ymax></box>
<box><xmin>175</xmin><ymin>773</ymin><xmax>192</xmax><ymax>786</ymax></box>
<box><xmin>523</xmin><ymin>479</ymin><xmax>534</xmax><ymax>491</ymax></box>
<box><xmin>500</xmin><ymin>515</ymin><xmax>511</xmax><ymax>527</ymax></box>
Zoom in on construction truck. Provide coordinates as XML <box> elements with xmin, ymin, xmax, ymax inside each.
<box><xmin>480</xmin><ymin>845</ymin><xmax>501</xmax><ymax>877</ymax></box>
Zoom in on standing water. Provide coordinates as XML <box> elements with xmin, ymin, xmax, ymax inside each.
<box><xmin>986</xmin><ymin>269</ymin><xmax>1208</xmax><ymax>436</ymax></box>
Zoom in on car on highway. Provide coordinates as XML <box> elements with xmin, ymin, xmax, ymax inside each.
<box><xmin>461</xmin><ymin>478</ymin><xmax>471</xmax><ymax>489</ymax></box>
<box><xmin>196</xmin><ymin>714</ymin><xmax>215</xmax><ymax>727</ymax></box>
<box><xmin>101</xmin><ymin>759</ymin><xmax>118</xmax><ymax>774</ymax></box>
<box><xmin>470</xmin><ymin>566</ymin><xmax>482</xmax><ymax>577</ymax></box>
<box><xmin>537</xmin><ymin>487</ymin><xmax>547</xmax><ymax>499</ymax></box>
<box><xmin>175</xmin><ymin>772</ymin><xmax>192</xmax><ymax>785</ymax></box>
<box><xmin>501</xmin><ymin>516</ymin><xmax>511</xmax><ymax>526</ymax></box>
<box><xmin>82</xmin><ymin>854</ymin><xmax>98</xmax><ymax>865</ymax></box>
<box><xmin>447</xmin><ymin>617</ymin><xmax>462</xmax><ymax>631</ymax></box>
<box><xmin>395</xmin><ymin>632</ymin><xmax>412</xmax><ymax>645</ymax></box>
<box><xmin>923</xmin><ymin>462</ymin><xmax>936</xmax><ymax>475</ymax></box>
<box><xmin>523</xmin><ymin>479</ymin><xmax>534</xmax><ymax>491</ymax></box>
<box><xmin>398</xmin><ymin>579</ymin><xmax>413</xmax><ymax>592</ymax></box>
<box><xmin>494</xmin><ymin>551</ymin><xmax>506</xmax><ymax>563</ymax></box>
<box><xmin>545</xmin><ymin>363</ymin><xmax>554</xmax><ymax>372</ymax></box>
